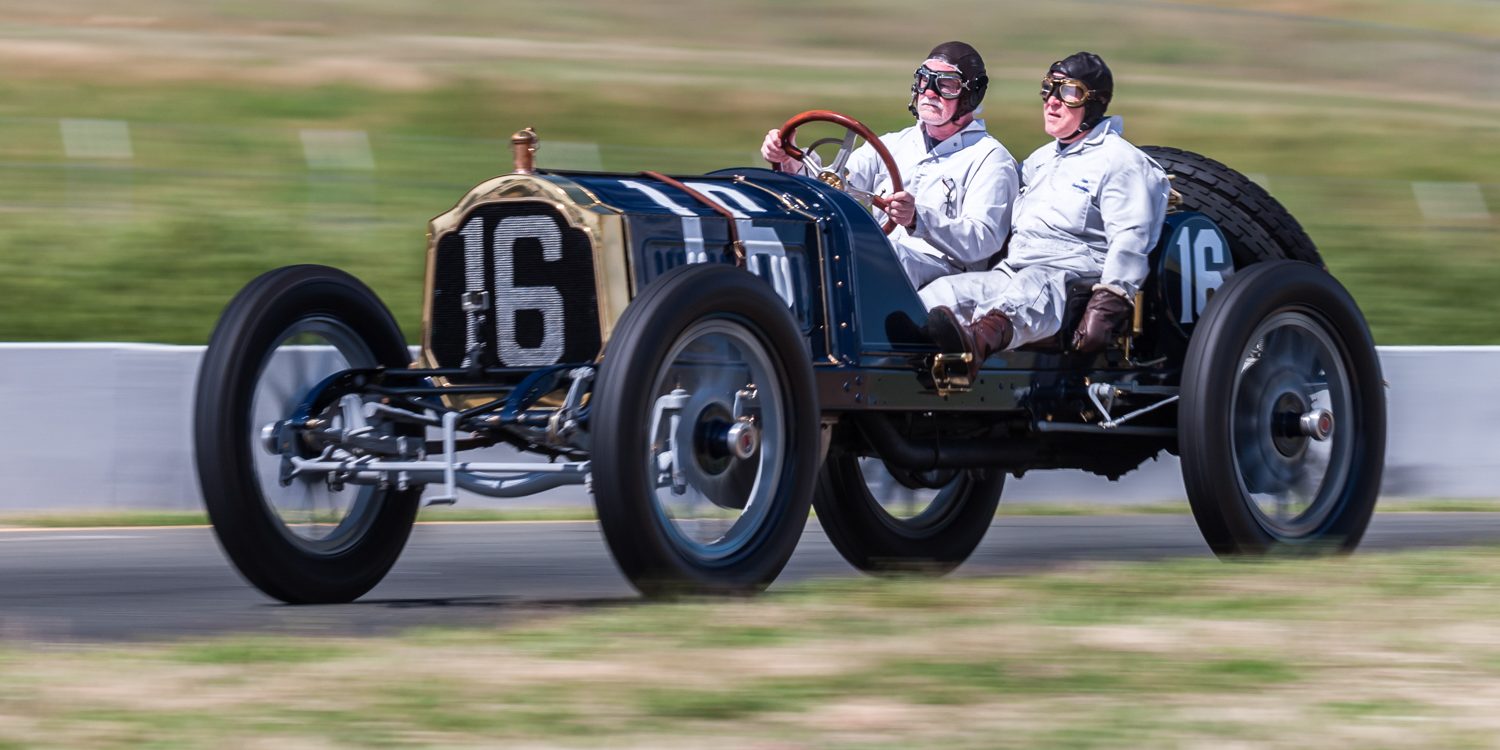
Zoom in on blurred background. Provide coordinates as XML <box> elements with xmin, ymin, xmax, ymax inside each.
<box><xmin>0</xmin><ymin>0</ymin><xmax>1493</xmax><ymax>345</ymax></box>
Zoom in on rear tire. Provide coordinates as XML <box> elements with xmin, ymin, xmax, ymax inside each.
<box><xmin>1179</xmin><ymin>260</ymin><xmax>1384</xmax><ymax>555</ymax></box>
<box><xmin>814</xmin><ymin>448</ymin><xmax>1003</xmax><ymax>575</ymax></box>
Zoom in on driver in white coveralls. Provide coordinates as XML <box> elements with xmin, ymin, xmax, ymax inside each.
<box><xmin>922</xmin><ymin>52</ymin><xmax>1171</xmax><ymax>377</ymax></box>
<box><xmin>760</xmin><ymin>41</ymin><xmax>1019</xmax><ymax>290</ymax></box>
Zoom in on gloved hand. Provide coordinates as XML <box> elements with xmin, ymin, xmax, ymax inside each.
<box><xmin>1072</xmin><ymin>286</ymin><xmax>1132</xmax><ymax>353</ymax></box>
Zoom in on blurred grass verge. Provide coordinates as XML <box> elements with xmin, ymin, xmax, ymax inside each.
<box><xmin>0</xmin><ymin>498</ymin><xmax>1494</xmax><ymax>528</ymax></box>
<box><xmin>0</xmin><ymin>506</ymin><xmax>596</xmax><ymax>528</ymax></box>
<box><xmin>0</xmin><ymin>0</ymin><xmax>1494</xmax><ymax>345</ymax></box>
<box><xmin>4</xmin><ymin>547</ymin><xmax>1500</xmax><ymax>745</ymax></box>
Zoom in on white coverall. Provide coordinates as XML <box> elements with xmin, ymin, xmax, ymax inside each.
<box><xmin>806</xmin><ymin>119</ymin><xmax>1018</xmax><ymax>289</ymax></box>
<box><xmin>919</xmin><ymin>116</ymin><xmax>1170</xmax><ymax>348</ymax></box>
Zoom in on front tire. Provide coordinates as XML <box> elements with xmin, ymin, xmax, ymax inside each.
<box><xmin>1179</xmin><ymin>260</ymin><xmax>1385</xmax><ymax>555</ymax></box>
<box><xmin>590</xmin><ymin>264</ymin><xmax>819</xmax><ymax>597</ymax></box>
<box><xmin>195</xmin><ymin>265</ymin><xmax>421</xmax><ymax>603</ymax></box>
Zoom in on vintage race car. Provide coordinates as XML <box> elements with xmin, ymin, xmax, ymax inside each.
<box><xmin>195</xmin><ymin>111</ymin><xmax>1386</xmax><ymax>603</ymax></box>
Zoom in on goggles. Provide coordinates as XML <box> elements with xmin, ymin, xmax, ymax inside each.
<box><xmin>1039</xmin><ymin>76</ymin><xmax>1094</xmax><ymax>108</ymax></box>
<box><xmin>912</xmin><ymin>65</ymin><xmax>967</xmax><ymax>99</ymax></box>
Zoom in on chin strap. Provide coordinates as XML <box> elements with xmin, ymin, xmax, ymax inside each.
<box><xmin>1059</xmin><ymin>116</ymin><xmax>1104</xmax><ymax>145</ymax></box>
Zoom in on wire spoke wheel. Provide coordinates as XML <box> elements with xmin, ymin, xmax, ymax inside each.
<box><xmin>813</xmin><ymin>439</ymin><xmax>1003</xmax><ymax>574</ymax></box>
<box><xmin>1179</xmin><ymin>260</ymin><xmax>1385</xmax><ymax>556</ymax></box>
<box><xmin>1230</xmin><ymin>312</ymin><xmax>1353</xmax><ymax>540</ymax></box>
<box><xmin>196</xmin><ymin>265</ymin><xmax>421</xmax><ymax>603</ymax></box>
<box><xmin>646</xmin><ymin>319</ymin><xmax>786</xmax><ymax>561</ymax></box>
<box><xmin>249</xmin><ymin>317</ymin><xmax>384</xmax><ymax>555</ymax></box>
<box><xmin>592</xmin><ymin>264</ymin><xmax>818</xmax><ymax>597</ymax></box>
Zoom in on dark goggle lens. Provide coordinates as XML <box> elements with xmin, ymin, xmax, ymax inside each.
<box><xmin>1040</xmin><ymin>77</ymin><xmax>1090</xmax><ymax>107</ymax></box>
<box><xmin>914</xmin><ymin>67</ymin><xmax>965</xmax><ymax>99</ymax></box>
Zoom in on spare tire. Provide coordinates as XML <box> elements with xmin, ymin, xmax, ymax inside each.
<box><xmin>1140</xmin><ymin>146</ymin><xmax>1321</xmax><ymax>267</ymax></box>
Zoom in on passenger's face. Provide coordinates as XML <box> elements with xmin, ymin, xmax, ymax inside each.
<box><xmin>1043</xmin><ymin>75</ymin><xmax>1086</xmax><ymax>140</ymax></box>
<box><xmin>914</xmin><ymin>58</ymin><xmax>961</xmax><ymax>126</ymax></box>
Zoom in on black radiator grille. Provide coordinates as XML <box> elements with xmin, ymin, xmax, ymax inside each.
<box><xmin>429</xmin><ymin>201</ymin><xmax>600</xmax><ymax>369</ymax></box>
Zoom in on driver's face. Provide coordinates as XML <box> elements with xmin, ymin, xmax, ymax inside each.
<box><xmin>1043</xmin><ymin>74</ymin><xmax>1087</xmax><ymax>140</ymax></box>
<box><xmin>914</xmin><ymin>58</ymin><xmax>961</xmax><ymax>126</ymax></box>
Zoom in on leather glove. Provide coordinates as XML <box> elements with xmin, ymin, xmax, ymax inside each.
<box><xmin>1072</xmin><ymin>287</ymin><xmax>1132</xmax><ymax>353</ymax></box>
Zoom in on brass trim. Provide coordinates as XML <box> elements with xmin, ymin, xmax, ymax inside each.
<box><xmin>862</xmin><ymin>349</ymin><xmax>931</xmax><ymax>358</ymax></box>
<box><xmin>640</xmin><ymin>170</ymin><xmax>745</xmax><ymax>266</ymax></box>
<box><xmin>511</xmin><ymin>127</ymin><xmax>538</xmax><ymax>174</ymax></box>
<box><xmin>930</xmin><ymin>353</ymin><xmax>974</xmax><ymax>395</ymax></box>
<box><xmin>728</xmin><ymin>174</ymin><xmax>821</xmax><ymax>221</ymax></box>
<box><xmin>529</xmin><ymin>172</ymin><xmax>633</xmax><ymax>343</ymax></box>
<box><xmin>818</xmin><ymin>238</ymin><xmax>840</xmax><ymax>362</ymax></box>
<box><xmin>415</xmin><ymin>170</ymin><xmax>835</xmax><ymax>406</ymax></box>
<box><xmin>669</xmin><ymin>173</ymin><xmax>834</xmax><ymax>366</ymax></box>
<box><xmin>676</xmin><ymin>171</ymin><xmax>833</xmax><ymax>361</ymax></box>
<box><xmin>1131</xmin><ymin>291</ymin><xmax>1145</xmax><ymax>337</ymax></box>
<box><xmin>419</xmin><ymin>172</ymin><xmax>629</xmax><ymax>409</ymax></box>
<box><xmin>1121</xmin><ymin>290</ymin><xmax>1147</xmax><ymax>363</ymax></box>
<box><xmin>722</xmin><ymin>173</ymin><xmax>835</xmax><ymax>360</ymax></box>
<box><xmin>1166</xmin><ymin>174</ymin><xmax>1182</xmax><ymax>213</ymax></box>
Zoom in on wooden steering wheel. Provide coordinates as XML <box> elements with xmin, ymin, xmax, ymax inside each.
<box><xmin>773</xmin><ymin>110</ymin><xmax>904</xmax><ymax>235</ymax></box>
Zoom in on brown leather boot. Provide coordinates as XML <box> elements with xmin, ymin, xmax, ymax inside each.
<box><xmin>923</xmin><ymin>305</ymin><xmax>971</xmax><ymax>354</ymax></box>
<box><xmin>1071</xmin><ymin>288</ymin><xmax>1132</xmax><ymax>353</ymax></box>
<box><xmin>924</xmin><ymin>307</ymin><xmax>1013</xmax><ymax>381</ymax></box>
<box><xmin>969</xmin><ymin>310</ymin><xmax>1014</xmax><ymax>360</ymax></box>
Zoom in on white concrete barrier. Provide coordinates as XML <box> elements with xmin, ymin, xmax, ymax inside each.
<box><xmin>0</xmin><ymin>344</ymin><xmax>1494</xmax><ymax>511</ymax></box>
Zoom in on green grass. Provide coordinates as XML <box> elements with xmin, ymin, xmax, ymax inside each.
<box><xmin>1320</xmin><ymin>698</ymin><xmax>1429</xmax><ymax>719</ymax></box>
<box><xmin>0</xmin><ymin>506</ymin><xmax>599</xmax><ymax>528</ymax></box>
<box><xmin>11</xmin><ymin>548</ymin><xmax>1500</xmax><ymax>745</ymax></box>
<box><xmin>0</xmin><ymin>510</ymin><xmax>212</xmax><ymax>528</ymax></box>
<box><xmin>170</xmin><ymin>638</ymin><xmax>354</xmax><ymax>666</ymax></box>
<box><xmin>1375</xmin><ymin>498</ymin><xmax>1500</xmax><ymax>513</ymax></box>
<box><xmin>0</xmin><ymin>0</ymin><xmax>1492</xmax><ymax>345</ymax></box>
<box><xmin>1</xmin><ymin>498</ymin><xmax>1494</xmax><ymax>529</ymax></box>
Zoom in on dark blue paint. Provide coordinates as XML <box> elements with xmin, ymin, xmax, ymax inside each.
<box><xmin>555</xmin><ymin>168</ymin><xmax>1203</xmax><ymax>401</ymax></box>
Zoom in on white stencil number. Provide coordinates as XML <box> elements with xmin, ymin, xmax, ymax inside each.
<box><xmin>459</xmin><ymin>215</ymin><xmax>566</xmax><ymax>366</ymax></box>
<box><xmin>1176</xmin><ymin>224</ymin><xmax>1230</xmax><ymax>324</ymax></box>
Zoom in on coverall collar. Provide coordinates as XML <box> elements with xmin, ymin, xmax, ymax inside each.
<box><xmin>923</xmin><ymin>118</ymin><xmax>988</xmax><ymax>157</ymax></box>
<box><xmin>1057</xmin><ymin>115</ymin><xmax>1124</xmax><ymax>154</ymax></box>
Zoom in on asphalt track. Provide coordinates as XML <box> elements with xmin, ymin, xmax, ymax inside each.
<box><xmin>3</xmin><ymin>513</ymin><xmax>1500</xmax><ymax>642</ymax></box>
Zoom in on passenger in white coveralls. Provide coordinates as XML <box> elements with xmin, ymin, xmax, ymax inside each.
<box><xmin>760</xmin><ymin>41</ymin><xmax>1019</xmax><ymax>289</ymax></box>
<box><xmin>922</xmin><ymin>52</ymin><xmax>1171</xmax><ymax>378</ymax></box>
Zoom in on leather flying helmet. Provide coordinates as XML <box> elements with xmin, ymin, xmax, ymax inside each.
<box><xmin>909</xmin><ymin>40</ymin><xmax>988</xmax><ymax>123</ymax></box>
<box><xmin>1046</xmin><ymin>51</ymin><xmax>1113</xmax><ymax>135</ymax></box>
